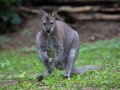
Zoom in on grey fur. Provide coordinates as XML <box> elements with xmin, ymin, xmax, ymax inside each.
<box><xmin>36</xmin><ymin>9</ymin><xmax>100</xmax><ymax>80</ymax></box>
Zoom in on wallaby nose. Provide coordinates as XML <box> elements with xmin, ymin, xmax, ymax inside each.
<box><xmin>46</xmin><ymin>30</ymin><xmax>50</xmax><ymax>33</ymax></box>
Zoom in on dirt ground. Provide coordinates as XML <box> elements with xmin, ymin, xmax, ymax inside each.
<box><xmin>6</xmin><ymin>16</ymin><xmax>120</xmax><ymax>49</ymax></box>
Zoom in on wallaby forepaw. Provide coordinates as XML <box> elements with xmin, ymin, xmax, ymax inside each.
<box><xmin>45</xmin><ymin>59</ymin><xmax>48</xmax><ymax>63</ymax></box>
<box><xmin>36</xmin><ymin>75</ymin><xmax>43</xmax><ymax>82</ymax></box>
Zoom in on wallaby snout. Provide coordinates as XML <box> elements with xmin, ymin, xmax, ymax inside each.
<box><xmin>43</xmin><ymin>25</ymin><xmax>53</xmax><ymax>34</ymax></box>
<box><xmin>46</xmin><ymin>29</ymin><xmax>51</xmax><ymax>33</ymax></box>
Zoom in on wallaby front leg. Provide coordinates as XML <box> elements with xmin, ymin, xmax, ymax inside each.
<box><xmin>38</xmin><ymin>50</ymin><xmax>53</xmax><ymax>75</ymax></box>
<box><xmin>40</xmin><ymin>50</ymin><xmax>49</xmax><ymax>62</ymax></box>
<box><xmin>37</xmin><ymin>50</ymin><xmax>53</xmax><ymax>81</ymax></box>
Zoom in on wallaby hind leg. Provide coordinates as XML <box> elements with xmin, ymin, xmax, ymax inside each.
<box><xmin>37</xmin><ymin>50</ymin><xmax>53</xmax><ymax>81</ymax></box>
<box><xmin>64</xmin><ymin>33</ymin><xmax>80</xmax><ymax>78</ymax></box>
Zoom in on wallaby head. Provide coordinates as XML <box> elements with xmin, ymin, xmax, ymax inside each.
<box><xmin>39</xmin><ymin>8</ymin><xmax>58</xmax><ymax>34</ymax></box>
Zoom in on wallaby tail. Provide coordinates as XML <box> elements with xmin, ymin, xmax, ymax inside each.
<box><xmin>72</xmin><ymin>65</ymin><xmax>100</xmax><ymax>74</ymax></box>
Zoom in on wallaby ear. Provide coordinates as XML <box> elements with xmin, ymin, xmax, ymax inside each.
<box><xmin>51</xmin><ymin>10</ymin><xmax>58</xmax><ymax>18</ymax></box>
<box><xmin>39</xmin><ymin>8</ymin><xmax>47</xmax><ymax>17</ymax></box>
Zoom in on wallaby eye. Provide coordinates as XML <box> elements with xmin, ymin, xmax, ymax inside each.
<box><xmin>43</xmin><ymin>22</ymin><xmax>46</xmax><ymax>25</ymax></box>
<box><xmin>43</xmin><ymin>20</ymin><xmax>46</xmax><ymax>25</ymax></box>
<box><xmin>50</xmin><ymin>21</ymin><xmax>53</xmax><ymax>24</ymax></box>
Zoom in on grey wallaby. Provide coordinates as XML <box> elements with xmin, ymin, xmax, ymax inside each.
<box><xmin>36</xmin><ymin>8</ymin><xmax>100</xmax><ymax>81</ymax></box>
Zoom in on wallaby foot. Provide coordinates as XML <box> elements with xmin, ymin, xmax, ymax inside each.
<box><xmin>64</xmin><ymin>76</ymin><xmax>69</xmax><ymax>79</ymax></box>
<box><xmin>37</xmin><ymin>67</ymin><xmax>54</xmax><ymax>82</ymax></box>
<box><xmin>37</xmin><ymin>75</ymin><xmax>43</xmax><ymax>82</ymax></box>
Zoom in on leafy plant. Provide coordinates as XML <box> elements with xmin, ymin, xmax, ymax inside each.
<box><xmin>17</xmin><ymin>72</ymin><xmax>32</xmax><ymax>89</ymax></box>
<box><xmin>0</xmin><ymin>0</ymin><xmax>21</xmax><ymax>24</ymax></box>
<box><xmin>20</xmin><ymin>29</ymin><xmax>32</xmax><ymax>36</ymax></box>
<box><xmin>0</xmin><ymin>0</ymin><xmax>22</xmax><ymax>33</ymax></box>
<box><xmin>0</xmin><ymin>35</ymin><xmax>9</xmax><ymax>48</ymax></box>
<box><xmin>22</xmin><ymin>46</ymin><xmax>36</xmax><ymax>52</ymax></box>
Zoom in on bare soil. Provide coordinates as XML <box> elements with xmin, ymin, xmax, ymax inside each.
<box><xmin>6</xmin><ymin>16</ymin><xmax>120</xmax><ymax>49</ymax></box>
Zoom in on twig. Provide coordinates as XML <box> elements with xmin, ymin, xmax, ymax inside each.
<box><xmin>71</xmin><ymin>13</ymin><xmax>120</xmax><ymax>20</ymax></box>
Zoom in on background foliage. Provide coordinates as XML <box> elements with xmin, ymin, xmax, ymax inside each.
<box><xmin>0</xmin><ymin>0</ymin><xmax>21</xmax><ymax>34</ymax></box>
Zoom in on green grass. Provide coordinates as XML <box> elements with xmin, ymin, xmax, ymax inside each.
<box><xmin>0</xmin><ymin>38</ymin><xmax>120</xmax><ymax>90</ymax></box>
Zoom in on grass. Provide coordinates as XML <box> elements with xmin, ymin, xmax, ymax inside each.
<box><xmin>0</xmin><ymin>38</ymin><xmax>120</xmax><ymax>90</ymax></box>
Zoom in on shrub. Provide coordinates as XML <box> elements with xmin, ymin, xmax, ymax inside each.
<box><xmin>0</xmin><ymin>35</ymin><xmax>9</xmax><ymax>48</ymax></box>
<box><xmin>0</xmin><ymin>0</ymin><xmax>22</xmax><ymax>34</ymax></box>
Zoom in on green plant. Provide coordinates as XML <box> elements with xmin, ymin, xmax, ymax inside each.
<box><xmin>0</xmin><ymin>0</ymin><xmax>21</xmax><ymax>24</ymax></box>
<box><xmin>20</xmin><ymin>29</ymin><xmax>32</xmax><ymax>36</ymax></box>
<box><xmin>22</xmin><ymin>46</ymin><xmax>36</xmax><ymax>52</ymax></box>
<box><xmin>0</xmin><ymin>0</ymin><xmax>21</xmax><ymax>33</ymax></box>
<box><xmin>0</xmin><ymin>35</ymin><xmax>9</xmax><ymax>48</ymax></box>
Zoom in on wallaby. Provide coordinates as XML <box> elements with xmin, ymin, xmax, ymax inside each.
<box><xmin>36</xmin><ymin>8</ymin><xmax>100</xmax><ymax>81</ymax></box>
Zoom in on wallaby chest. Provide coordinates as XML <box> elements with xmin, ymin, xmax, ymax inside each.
<box><xmin>41</xmin><ymin>36</ymin><xmax>58</xmax><ymax>58</ymax></box>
